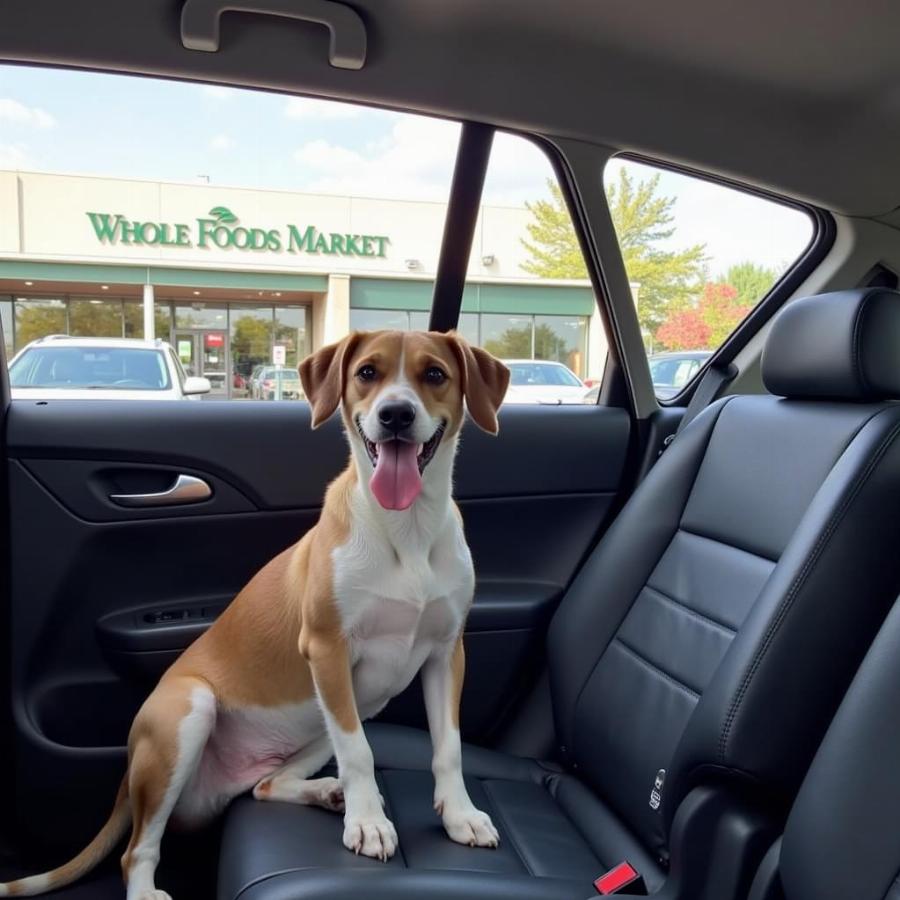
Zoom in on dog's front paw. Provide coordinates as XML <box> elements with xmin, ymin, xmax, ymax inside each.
<box><xmin>343</xmin><ymin>814</ymin><xmax>398</xmax><ymax>861</ymax></box>
<box><xmin>441</xmin><ymin>805</ymin><xmax>500</xmax><ymax>848</ymax></box>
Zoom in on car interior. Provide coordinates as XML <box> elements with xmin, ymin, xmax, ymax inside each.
<box><xmin>3</xmin><ymin>3</ymin><xmax>900</xmax><ymax>900</ymax></box>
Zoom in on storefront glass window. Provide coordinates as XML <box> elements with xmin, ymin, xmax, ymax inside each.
<box><xmin>123</xmin><ymin>301</ymin><xmax>172</xmax><ymax>341</ymax></box>
<box><xmin>69</xmin><ymin>297</ymin><xmax>124</xmax><ymax>338</ymax></box>
<box><xmin>534</xmin><ymin>314</ymin><xmax>588</xmax><ymax>379</ymax></box>
<box><xmin>456</xmin><ymin>313</ymin><xmax>480</xmax><ymax>346</ymax></box>
<box><xmin>174</xmin><ymin>303</ymin><xmax>228</xmax><ymax>330</ymax></box>
<box><xmin>231</xmin><ymin>306</ymin><xmax>273</xmax><ymax>397</ymax></box>
<box><xmin>349</xmin><ymin>309</ymin><xmax>409</xmax><ymax>332</ymax></box>
<box><xmin>1</xmin><ymin>297</ymin><xmax>13</xmax><ymax>361</ymax></box>
<box><xmin>14</xmin><ymin>298</ymin><xmax>67</xmax><ymax>349</ymax></box>
<box><xmin>480</xmin><ymin>314</ymin><xmax>533</xmax><ymax>361</ymax></box>
<box><xmin>274</xmin><ymin>306</ymin><xmax>309</xmax><ymax>369</ymax></box>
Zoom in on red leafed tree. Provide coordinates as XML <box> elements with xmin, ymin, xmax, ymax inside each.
<box><xmin>655</xmin><ymin>310</ymin><xmax>711</xmax><ymax>351</ymax></box>
<box><xmin>655</xmin><ymin>282</ymin><xmax>751</xmax><ymax>351</ymax></box>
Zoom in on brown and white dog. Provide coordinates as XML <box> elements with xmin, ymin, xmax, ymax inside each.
<box><xmin>0</xmin><ymin>330</ymin><xmax>510</xmax><ymax>900</ymax></box>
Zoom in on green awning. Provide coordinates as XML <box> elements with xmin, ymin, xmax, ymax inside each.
<box><xmin>350</xmin><ymin>278</ymin><xmax>595</xmax><ymax>316</ymax></box>
<box><xmin>0</xmin><ymin>260</ymin><xmax>328</xmax><ymax>292</ymax></box>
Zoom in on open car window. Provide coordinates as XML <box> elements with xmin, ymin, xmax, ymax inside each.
<box><xmin>602</xmin><ymin>157</ymin><xmax>815</xmax><ymax>400</ymax></box>
<box><xmin>0</xmin><ymin>65</ymin><xmax>463</xmax><ymax>399</ymax></box>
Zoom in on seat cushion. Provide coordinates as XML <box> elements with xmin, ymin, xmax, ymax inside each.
<box><xmin>218</xmin><ymin>724</ymin><xmax>664</xmax><ymax>900</ymax></box>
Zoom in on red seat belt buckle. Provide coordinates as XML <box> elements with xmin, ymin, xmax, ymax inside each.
<box><xmin>594</xmin><ymin>861</ymin><xmax>647</xmax><ymax>895</ymax></box>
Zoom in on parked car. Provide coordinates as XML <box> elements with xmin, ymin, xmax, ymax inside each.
<box><xmin>648</xmin><ymin>350</ymin><xmax>712</xmax><ymax>399</ymax></box>
<box><xmin>583</xmin><ymin>350</ymin><xmax>713</xmax><ymax>404</ymax></box>
<box><xmin>246</xmin><ymin>364</ymin><xmax>266</xmax><ymax>398</ymax></box>
<box><xmin>502</xmin><ymin>359</ymin><xmax>589</xmax><ymax>404</ymax></box>
<box><xmin>8</xmin><ymin>336</ymin><xmax>210</xmax><ymax>401</ymax></box>
<box><xmin>253</xmin><ymin>365</ymin><xmax>303</xmax><ymax>401</ymax></box>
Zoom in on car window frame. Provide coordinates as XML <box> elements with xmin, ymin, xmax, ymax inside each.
<box><xmin>607</xmin><ymin>152</ymin><xmax>836</xmax><ymax>407</ymax></box>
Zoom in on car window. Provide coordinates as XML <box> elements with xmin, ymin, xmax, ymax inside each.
<box><xmin>9</xmin><ymin>346</ymin><xmax>170</xmax><ymax>390</ymax></box>
<box><xmin>453</xmin><ymin>133</ymin><xmax>603</xmax><ymax>405</ymax></box>
<box><xmin>0</xmin><ymin>64</ymin><xmax>459</xmax><ymax>400</ymax></box>
<box><xmin>603</xmin><ymin>158</ymin><xmax>814</xmax><ymax>399</ymax></box>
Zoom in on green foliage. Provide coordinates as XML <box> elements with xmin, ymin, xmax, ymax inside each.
<box><xmin>520</xmin><ymin>183</ymin><xmax>589</xmax><ymax>280</ymax></box>
<box><xmin>483</xmin><ymin>325</ymin><xmax>531</xmax><ymax>360</ymax></box>
<box><xmin>655</xmin><ymin>283</ymin><xmax>753</xmax><ymax>351</ymax></box>
<box><xmin>719</xmin><ymin>261</ymin><xmax>778</xmax><ymax>308</ymax></box>
<box><xmin>521</xmin><ymin>171</ymin><xmax>707</xmax><ymax>338</ymax></box>
<box><xmin>14</xmin><ymin>304</ymin><xmax>67</xmax><ymax>346</ymax></box>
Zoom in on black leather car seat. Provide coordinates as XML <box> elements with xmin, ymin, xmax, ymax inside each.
<box><xmin>218</xmin><ymin>288</ymin><xmax>900</xmax><ymax>900</ymax></box>
<box><xmin>748</xmin><ymin>593</ymin><xmax>900</xmax><ymax>900</ymax></box>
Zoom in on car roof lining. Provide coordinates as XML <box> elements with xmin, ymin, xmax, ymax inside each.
<box><xmin>2</xmin><ymin>0</ymin><xmax>899</xmax><ymax>217</ymax></box>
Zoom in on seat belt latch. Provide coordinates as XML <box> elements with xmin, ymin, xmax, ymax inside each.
<box><xmin>594</xmin><ymin>861</ymin><xmax>647</xmax><ymax>895</ymax></box>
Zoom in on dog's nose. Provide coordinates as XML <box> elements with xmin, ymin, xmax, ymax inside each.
<box><xmin>378</xmin><ymin>401</ymin><xmax>416</xmax><ymax>435</ymax></box>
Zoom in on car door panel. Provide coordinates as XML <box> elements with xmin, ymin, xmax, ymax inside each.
<box><xmin>5</xmin><ymin>400</ymin><xmax>630</xmax><ymax>847</ymax></box>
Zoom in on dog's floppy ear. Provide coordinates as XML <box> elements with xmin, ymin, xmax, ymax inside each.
<box><xmin>299</xmin><ymin>332</ymin><xmax>364</xmax><ymax>429</ymax></box>
<box><xmin>447</xmin><ymin>333</ymin><xmax>510</xmax><ymax>435</ymax></box>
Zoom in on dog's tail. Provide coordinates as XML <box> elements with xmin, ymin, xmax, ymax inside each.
<box><xmin>0</xmin><ymin>777</ymin><xmax>130</xmax><ymax>897</ymax></box>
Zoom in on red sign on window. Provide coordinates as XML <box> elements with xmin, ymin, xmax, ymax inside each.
<box><xmin>205</xmin><ymin>332</ymin><xmax>225</xmax><ymax>348</ymax></box>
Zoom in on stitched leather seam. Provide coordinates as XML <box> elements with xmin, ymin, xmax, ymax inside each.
<box><xmin>377</xmin><ymin>772</ymin><xmax>410</xmax><ymax>869</ymax></box>
<box><xmin>717</xmin><ymin>412</ymin><xmax>900</xmax><ymax>764</ymax></box>
<box><xmin>480</xmin><ymin>780</ymin><xmax>534</xmax><ymax>876</ymax></box>
<box><xmin>643</xmin><ymin>584</ymin><xmax>738</xmax><ymax>634</ymax></box>
<box><xmin>851</xmin><ymin>288</ymin><xmax>878</xmax><ymax>396</ymax></box>
<box><xmin>566</xmin><ymin>398</ymin><xmax>734</xmax><ymax>760</ymax></box>
<box><xmin>677</xmin><ymin>525</ymin><xmax>778</xmax><ymax>564</ymax></box>
<box><xmin>614</xmin><ymin>637</ymin><xmax>701</xmax><ymax>700</ymax></box>
<box><xmin>879</xmin><ymin>868</ymin><xmax>900</xmax><ymax>900</ymax></box>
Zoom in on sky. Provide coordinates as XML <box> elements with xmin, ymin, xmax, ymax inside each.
<box><xmin>0</xmin><ymin>65</ymin><xmax>813</xmax><ymax>276</ymax></box>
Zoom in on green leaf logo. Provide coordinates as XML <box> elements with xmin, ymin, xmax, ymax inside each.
<box><xmin>208</xmin><ymin>206</ymin><xmax>237</xmax><ymax>224</ymax></box>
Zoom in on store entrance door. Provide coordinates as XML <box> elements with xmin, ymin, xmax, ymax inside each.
<box><xmin>174</xmin><ymin>329</ymin><xmax>229</xmax><ymax>399</ymax></box>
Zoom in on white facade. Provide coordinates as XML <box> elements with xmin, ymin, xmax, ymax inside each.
<box><xmin>0</xmin><ymin>169</ymin><xmax>609</xmax><ymax>390</ymax></box>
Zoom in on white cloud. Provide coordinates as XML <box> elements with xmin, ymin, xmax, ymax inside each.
<box><xmin>284</xmin><ymin>97</ymin><xmax>360</xmax><ymax>120</ymax></box>
<box><xmin>293</xmin><ymin>116</ymin><xmax>462</xmax><ymax>201</ymax></box>
<box><xmin>606</xmin><ymin>158</ymin><xmax>813</xmax><ymax>274</ymax></box>
<box><xmin>480</xmin><ymin>133</ymin><xmax>554</xmax><ymax>206</ymax></box>
<box><xmin>209</xmin><ymin>133</ymin><xmax>235</xmax><ymax>151</ymax></box>
<box><xmin>0</xmin><ymin>143</ymin><xmax>32</xmax><ymax>168</ymax></box>
<box><xmin>201</xmin><ymin>85</ymin><xmax>233</xmax><ymax>101</ymax></box>
<box><xmin>0</xmin><ymin>98</ymin><xmax>55</xmax><ymax>129</ymax></box>
<box><xmin>292</xmin><ymin>118</ymin><xmax>555</xmax><ymax>207</ymax></box>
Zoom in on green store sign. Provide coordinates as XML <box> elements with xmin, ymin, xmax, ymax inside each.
<box><xmin>85</xmin><ymin>206</ymin><xmax>390</xmax><ymax>258</ymax></box>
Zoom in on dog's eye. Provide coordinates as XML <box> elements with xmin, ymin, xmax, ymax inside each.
<box><xmin>424</xmin><ymin>366</ymin><xmax>447</xmax><ymax>385</ymax></box>
<box><xmin>356</xmin><ymin>364</ymin><xmax>377</xmax><ymax>382</ymax></box>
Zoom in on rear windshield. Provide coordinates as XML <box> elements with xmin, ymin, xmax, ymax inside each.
<box><xmin>10</xmin><ymin>346</ymin><xmax>171</xmax><ymax>390</ymax></box>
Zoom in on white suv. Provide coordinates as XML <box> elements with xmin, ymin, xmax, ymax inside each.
<box><xmin>8</xmin><ymin>336</ymin><xmax>211</xmax><ymax>401</ymax></box>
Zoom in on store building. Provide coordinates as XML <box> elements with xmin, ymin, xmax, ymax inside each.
<box><xmin>0</xmin><ymin>169</ymin><xmax>607</xmax><ymax>398</ymax></box>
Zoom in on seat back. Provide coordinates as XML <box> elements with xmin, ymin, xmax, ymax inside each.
<box><xmin>754</xmin><ymin>596</ymin><xmax>900</xmax><ymax>900</ymax></box>
<box><xmin>548</xmin><ymin>288</ymin><xmax>900</xmax><ymax>858</ymax></box>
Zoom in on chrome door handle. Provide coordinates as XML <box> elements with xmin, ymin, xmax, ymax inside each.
<box><xmin>110</xmin><ymin>474</ymin><xmax>212</xmax><ymax>507</ymax></box>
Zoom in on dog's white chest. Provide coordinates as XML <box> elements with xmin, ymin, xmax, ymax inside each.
<box><xmin>331</xmin><ymin>510</ymin><xmax>473</xmax><ymax>717</ymax></box>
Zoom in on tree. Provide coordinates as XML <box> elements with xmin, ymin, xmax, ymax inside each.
<box><xmin>521</xmin><ymin>171</ymin><xmax>707</xmax><ymax>338</ymax></box>
<box><xmin>231</xmin><ymin>315</ymin><xmax>272</xmax><ymax>376</ymax></box>
<box><xmin>654</xmin><ymin>282</ymin><xmax>751</xmax><ymax>351</ymax></box>
<box><xmin>720</xmin><ymin>261</ymin><xmax>777</xmax><ymax>308</ymax></box>
<box><xmin>655</xmin><ymin>310</ymin><xmax>711</xmax><ymax>351</ymax></box>
<box><xmin>483</xmin><ymin>324</ymin><xmax>532</xmax><ymax>360</ymax></box>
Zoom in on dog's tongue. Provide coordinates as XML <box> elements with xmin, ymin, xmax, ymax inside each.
<box><xmin>370</xmin><ymin>440</ymin><xmax>422</xmax><ymax>510</ymax></box>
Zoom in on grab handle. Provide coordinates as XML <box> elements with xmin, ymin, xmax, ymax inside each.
<box><xmin>181</xmin><ymin>0</ymin><xmax>367</xmax><ymax>69</ymax></box>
